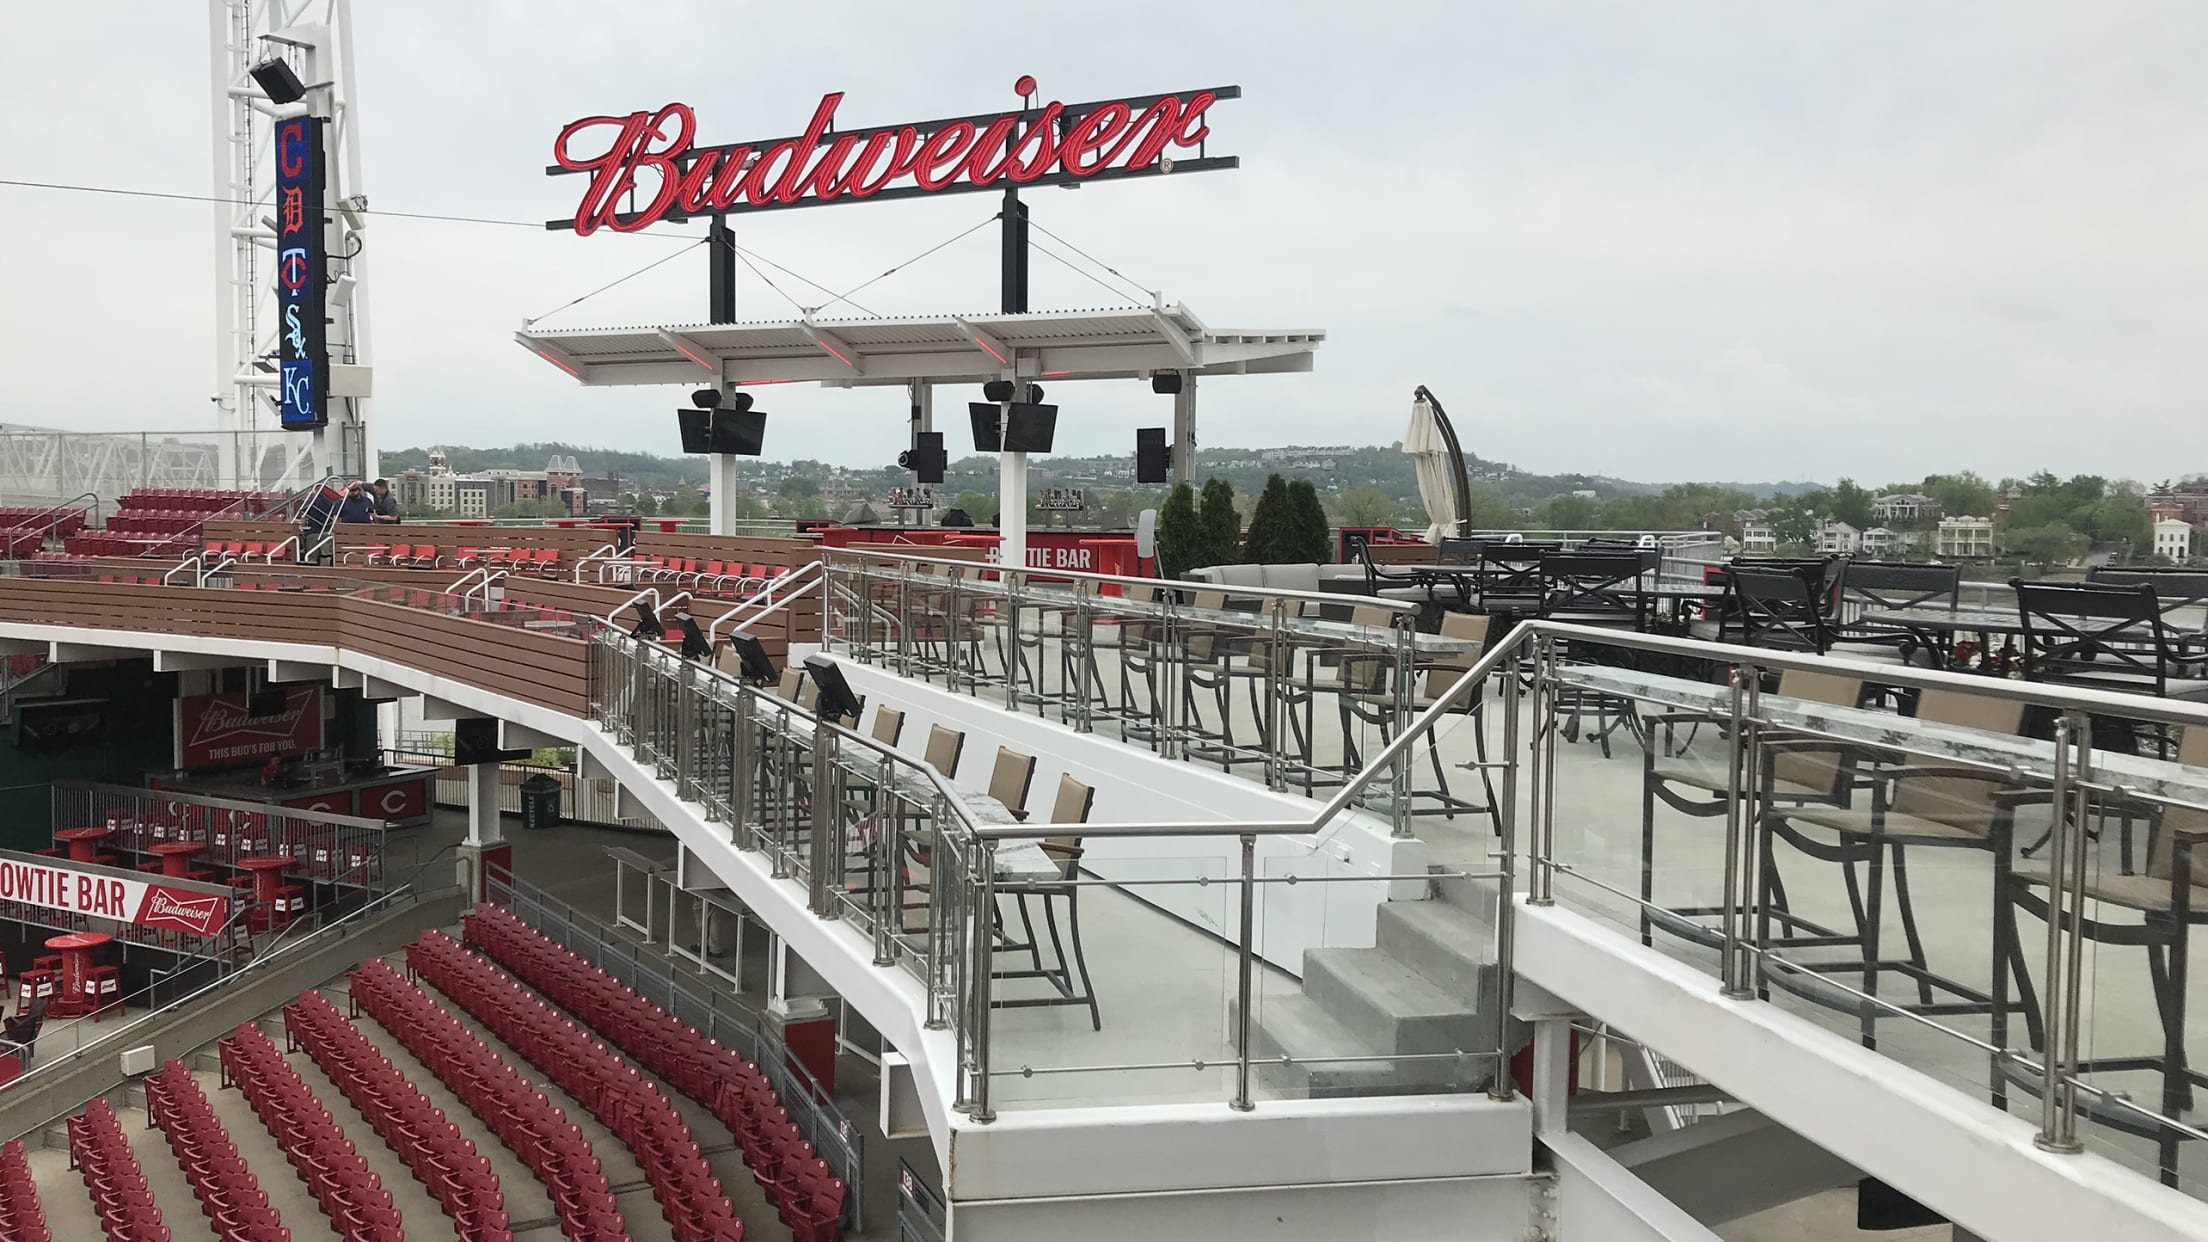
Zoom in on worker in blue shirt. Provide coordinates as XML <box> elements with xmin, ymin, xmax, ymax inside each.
<box><xmin>336</xmin><ymin>481</ymin><xmax>377</xmax><ymax>524</ymax></box>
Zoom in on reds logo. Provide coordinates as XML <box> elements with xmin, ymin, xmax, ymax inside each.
<box><xmin>142</xmin><ymin>888</ymin><xmax>224</xmax><ymax>937</ymax></box>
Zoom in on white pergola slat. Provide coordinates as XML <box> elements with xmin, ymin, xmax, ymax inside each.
<box><xmin>513</xmin><ymin>305</ymin><xmax>1323</xmax><ymax>390</ymax></box>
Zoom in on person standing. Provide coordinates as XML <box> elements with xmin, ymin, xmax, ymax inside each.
<box><xmin>336</xmin><ymin>481</ymin><xmax>376</xmax><ymax>524</ymax></box>
<box><xmin>370</xmin><ymin>479</ymin><xmax>402</xmax><ymax>524</ymax></box>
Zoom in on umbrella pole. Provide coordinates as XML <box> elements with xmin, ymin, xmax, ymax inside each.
<box><xmin>1414</xmin><ymin>384</ymin><xmax>1474</xmax><ymax>538</ymax></box>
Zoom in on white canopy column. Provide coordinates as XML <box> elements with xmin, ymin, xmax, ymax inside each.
<box><xmin>1171</xmin><ymin>372</ymin><xmax>1198</xmax><ymax>483</ymax></box>
<box><xmin>996</xmin><ymin>369</ymin><xmax>1028</xmax><ymax>574</ymax></box>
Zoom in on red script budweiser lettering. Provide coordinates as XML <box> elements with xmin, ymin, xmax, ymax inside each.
<box><xmin>144</xmin><ymin>889</ymin><xmax>223</xmax><ymax>936</ymax></box>
<box><xmin>555</xmin><ymin>76</ymin><xmax>1222</xmax><ymax>236</ymax></box>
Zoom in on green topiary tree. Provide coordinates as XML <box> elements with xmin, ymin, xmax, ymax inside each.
<box><xmin>1286</xmin><ymin>478</ymin><xmax>1334</xmax><ymax>563</ymax></box>
<box><xmin>1198</xmin><ymin>478</ymin><xmax>1241</xmax><ymax>567</ymax></box>
<box><xmin>1156</xmin><ymin>482</ymin><xmax>1201</xmax><ymax>578</ymax></box>
<box><xmin>1242</xmin><ymin>473</ymin><xmax>1294</xmax><ymax>563</ymax></box>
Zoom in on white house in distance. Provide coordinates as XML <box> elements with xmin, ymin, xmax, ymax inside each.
<box><xmin>1872</xmin><ymin>492</ymin><xmax>1938</xmax><ymax>523</ymax></box>
<box><xmin>1860</xmin><ymin>527</ymin><xmax>1922</xmax><ymax>557</ymax></box>
<box><xmin>2154</xmin><ymin>516</ymin><xmax>2194</xmax><ymax>563</ymax></box>
<box><xmin>1935</xmin><ymin>516</ymin><xmax>1998</xmax><ymax>559</ymax></box>
<box><xmin>1816</xmin><ymin>520</ymin><xmax>1862</xmax><ymax>555</ymax></box>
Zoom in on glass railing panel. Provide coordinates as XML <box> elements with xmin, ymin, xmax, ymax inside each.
<box><xmin>1539</xmin><ymin>639</ymin><xmax>1735</xmax><ymax>980</ymax></box>
<box><xmin>2060</xmin><ymin>699</ymin><xmax>2208</xmax><ymax>1196</ymax></box>
<box><xmin>1249</xmin><ymin>848</ymin><xmax>1502</xmax><ymax>1101</ymax></box>
<box><xmin>980</xmin><ymin>846</ymin><xmax>1236</xmax><ymax>1110</ymax></box>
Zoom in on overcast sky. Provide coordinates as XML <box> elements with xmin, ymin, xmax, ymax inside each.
<box><xmin>4</xmin><ymin>2</ymin><xmax>2204</xmax><ymax>485</ymax></box>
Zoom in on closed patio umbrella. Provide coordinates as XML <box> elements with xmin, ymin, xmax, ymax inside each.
<box><xmin>1404</xmin><ymin>388</ymin><xmax>1470</xmax><ymax>542</ymax></box>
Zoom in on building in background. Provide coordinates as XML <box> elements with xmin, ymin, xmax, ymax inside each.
<box><xmin>395</xmin><ymin>452</ymin><xmax>586</xmax><ymax>518</ymax></box>
<box><xmin>1935</xmin><ymin>515</ymin><xmax>1997</xmax><ymax>559</ymax></box>
<box><xmin>1816</xmin><ymin>520</ymin><xmax>1861</xmax><ymax>555</ymax></box>
<box><xmin>1871</xmin><ymin>493</ymin><xmax>1938</xmax><ymax>523</ymax></box>
<box><xmin>2154</xmin><ymin>516</ymin><xmax>2194</xmax><ymax>563</ymax></box>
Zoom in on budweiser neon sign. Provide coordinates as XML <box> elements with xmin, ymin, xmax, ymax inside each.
<box><xmin>550</xmin><ymin>76</ymin><xmax>1239</xmax><ymax>236</ymax></box>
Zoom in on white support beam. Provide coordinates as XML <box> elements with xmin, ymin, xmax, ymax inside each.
<box><xmin>418</xmin><ymin>696</ymin><xmax>474</xmax><ymax>721</ymax></box>
<box><xmin>514</xmin><ymin>331</ymin><xmax>592</xmax><ymax>383</ymax></box>
<box><xmin>499</xmin><ymin>720</ymin><xmax>567</xmax><ymax>751</ymax></box>
<box><xmin>801</xmin><ymin>321</ymin><xmax>865</xmax><ymax>375</ymax></box>
<box><xmin>152</xmin><ymin>652</ymin><xmax>251</xmax><ymax>673</ymax></box>
<box><xmin>953</xmin><ymin>317</ymin><xmax>1014</xmax><ymax>369</ymax></box>
<box><xmin>1151</xmin><ymin>310</ymin><xmax>1199</xmax><ymax>367</ymax></box>
<box><xmin>360</xmin><ymin>676</ymin><xmax>408</xmax><ymax>702</ymax></box>
<box><xmin>655</xmin><ymin>329</ymin><xmax>721</xmax><ymax>373</ymax></box>
<box><xmin>0</xmin><ymin>639</ymin><xmax>47</xmax><ymax>658</ymax></box>
<box><xmin>265</xmin><ymin>659</ymin><xmax>329</xmax><ymax>684</ymax></box>
<box><xmin>50</xmin><ymin>643</ymin><xmax>145</xmax><ymax>664</ymax></box>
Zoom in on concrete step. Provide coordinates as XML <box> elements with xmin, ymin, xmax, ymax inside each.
<box><xmin>125</xmin><ymin>1093</ymin><xmax>219</xmax><ymax>1242</ymax></box>
<box><xmin>280</xmin><ymin>1035</ymin><xmax>461</xmax><ymax>1242</ymax></box>
<box><xmin>1375</xmin><ymin>899</ymin><xmax>1492</xmax><ymax>990</ymax></box>
<box><xmin>194</xmin><ymin>1067</ymin><xmax>341</xmax><ymax>1241</ymax></box>
<box><xmin>1300</xmin><ymin>947</ymin><xmax>1484</xmax><ymax>1058</ymax></box>
<box><xmin>21</xmin><ymin>1141</ymin><xmax>105</xmax><ymax>1242</ymax></box>
<box><xmin>1241</xmin><ymin>992</ymin><xmax>1480</xmax><ymax>1098</ymax></box>
<box><xmin>341</xmin><ymin>982</ymin><xmax>562</xmax><ymax>1233</ymax></box>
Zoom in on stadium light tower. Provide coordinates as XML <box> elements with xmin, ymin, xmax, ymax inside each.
<box><xmin>209</xmin><ymin>0</ymin><xmax>375</xmax><ymax>488</ymax></box>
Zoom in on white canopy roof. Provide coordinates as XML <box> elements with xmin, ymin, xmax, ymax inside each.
<box><xmin>514</xmin><ymin>304</ymin><xmax>1323</xmax><ymax>389</ymax></box>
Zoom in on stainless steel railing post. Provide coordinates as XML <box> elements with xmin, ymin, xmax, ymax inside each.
<box><xmin>924</xmin><ymin>797</ymin><xmax>952</xmax><ymax>1031</ymax></box>
<box><xmin>873</xmin><ymin>755</ymin><xmax>899</xmax><ymax>967</ymax></box>
<box><xmin>1489</xmin><ymin>641</ymin><xmax>1523</xmax><ymax>1102</ymax></box>
<box><xmin>1718</xmin><ymin>662</ymin><xmax>1762</xmax><ymax>998</ymax></box>
<box><xmin>1003</xmin><ymin>571</ymin><xmax>1024</xmax><ymax>712</ymax></box>
<box><xmin>1232</xmin><ymin>831</ymin><xmax>1259</xmax><ymax>1111</ymax></box>
<box><xmin>809</xmin><ymin>729</ymin><xmax>835</xmax><ymax>917</ymax></box>
<box><xmin>732</xmin><ymin>687</ymin><xmax>756</xmax><ymax>850</ymax></box>
<box><xmin>968</xmin><ymin>840</ymin><xmax>998</xmax><ymax>1124</ymax></box>
<box><xmin>2035</xmin><ymin>710</ymin><xmax>2089</xmax><ymax>1154</ymax></box>
<box><xmin>1391</xmin><ymin>616</ymin><xmax>1415</xmax><ymax>838</ymax></box>
<box><xmin>675</xmin><ymin>664</ymin><xmax>697</xmax><ymax>801</ymax></box>
<box><xmin>1526</xmin><ymin>636</ymin><xmax>1558</xmax><ymax>906</ymax></box>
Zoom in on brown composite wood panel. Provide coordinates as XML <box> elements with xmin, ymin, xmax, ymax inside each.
<box><xmin>632</xmin><ymin>531</ymin><xmax>820</xmax><ymax>566</ymax></box>
<box><xmin>337</xmin><ymin>600</ymin><xmax>588</xmax><ymax>715</ymax></box>
<box><xmin>0</xmin><ymin>580</ymin><xmax>589</xmax><ymax>717</ymax></box>
<box><xmin>331</xmin><ymin>523</ymin><xmax>620</xmax><ymax>563</ymax></box>
<box><xmin>199</xmin><ymin>519</ymin><xmax>303</xmax><ymax>547</ymax></box>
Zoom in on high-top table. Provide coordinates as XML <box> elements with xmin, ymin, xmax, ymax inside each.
<box><xmin>52</xmin><ymin>826</ymin><xmax>112</xmax><ymax>863</ymax></box>
<box><xmin>44</xmin><ymin>931</ymin><xmax>111</xmax><ymax>1018</ymax></box>
<box><xmin>237</xmin><ymin>855</ymin><xmax>299</xmax><ymax>931</ymax></box>
<box><xmin>147</xmin><ymin>840</ymin><xmax>206</xmax><ymax>877</ymax></box>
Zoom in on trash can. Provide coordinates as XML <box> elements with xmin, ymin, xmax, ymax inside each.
<box><xmin>519</xmin><ymin>773</ymin><xmax>562</xmax><ymax>830</ymax></box>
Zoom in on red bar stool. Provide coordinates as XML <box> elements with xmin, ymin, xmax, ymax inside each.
<box><xmin>30</xmin><ymin>954</ymin><xmax>59</xmax><ymax>975</ymax></box>
<box><xmin>276</xmin><ymin>884</ymin><xmax>308</xmax><ymax>927</ymax></box>
<box><xmin>85</xmin><ymin>965</ymin><xmax>122</xmax><ymax>1020</ymax></box>
<box><xmin>15</xmin><ymin>970</ymin><xmax>53</xmax><ymax>1014</ymax></box>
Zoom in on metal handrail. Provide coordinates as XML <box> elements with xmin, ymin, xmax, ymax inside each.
<box><xmin>572</xmin><ymin>542</ymin><xmax>622</xmax><ymax>584</ymax></box>
<box><xmin>602</xmin><ymin>587</ymin><xmax>663</xmax><ymax>629</ymax></box>
<box><xmin>823</xmin><ymin>548</ymin><xmax>1425</xmax><ymax>619</ymax></box>
<box><xmin>707</xmin><ymin>571</ymin><xmax>824</xmax><ymax>647</ymax></box>
<box><xmin>19</xmin><ymin>491</ymin><xmax>100</xmax><ymax>540</ymax></box>
<box><xmin>161</xmin><ymin>555</ymin><xmax>205</xmax><ymax>587</ymax></box>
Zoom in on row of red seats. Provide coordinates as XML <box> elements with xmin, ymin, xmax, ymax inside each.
<box><xmin>346</xmin><ymin>959</ymin><xmax>627</xmax><ymax>1241</ymax></box>
<box><xmin>62</xmin><ymin>534</ymin><xmax>186</xmax><ymax>559</ymax></box>
<box><xmin>464</xmin><ymin>905</ymin><xmax>844</xmax><ymax>1240</ymax></box>
<box><xmin>407</xmin><ymin>931</ymin><xmax>744</xmax><ymax>1242</ymax></box>
<box><xmin>65</xmin><ymin>1098</ymin><xmax>168</xmax><ymax>1242</ymax></box>
<box><xmin>635</xmin><ymin>557</ymin><xmax>791</xmax><ymax>595</ymax></box>
<box><xmin>143</xmin><ymin>1060</ymin><xmax>288</xmax><ymax>1241</ymax></box>
<box><xmin>283</xmin><ymin>991</ymin><xmax>513</xmax><ymax>1242</ymax></box>
<box><xmin>0</xmin><ymin>508</ymin><xmax>86</xmax><ymax>537</ymax></box>
<box><xmin>203</xmin><ymin>540</ymin><xmax>295</xmax><ymax>562</ymax></box>
<box><xmin>117</xmin><ymin>489</ymin><xmax>280</xmax><ymax>513</ymax></box>
<box><xmin>0</xmin><ymin>1140</ymin><xmax>52</xmax><ymax>1242</ymax></box>
<box><xmin>220</xmin><ymin>1021</ymin><xmax>402</xmax><ymax>1241</ymax></box>
<box><xmin>343</xmin><ymin>545</ymin><xmax>563</xmax><ymax>573</ymax></box>
<box><xmin>109</xmin><ymin>511</ymin><xmax>225</xmax><ymax>537</ymax></box>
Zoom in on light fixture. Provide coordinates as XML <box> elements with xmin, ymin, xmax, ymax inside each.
<box><xmin>982</xmin><ymin>379</ymin><xmax>1015</xmax><ymax>403</ymax></box>
<box><xmin>1024</xmin><ymin>383</ymin><xmax>1046</xmax><ymax>403</ymax></box>
<box><xmin>338</xmin><ymin>195</ymin><xmax>368</xmax><ymax>231</ymax></box>
<box><xmin>249</xmin><ymin>57</ymin><xmax>307</xmax><ymax>105</ymax></box>
<box><xmin>1152</xmin><ymin>372</ymin><xmax>1183</xmax><ymax>395</ymax></box>
<box><xmin>691</xmin><ymin>388</ymin><xmax>722</xmax><ymax>409</ymax></box>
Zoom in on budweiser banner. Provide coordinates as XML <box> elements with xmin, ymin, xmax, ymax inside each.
<box><xmin>175</xmin><ymin>684</ymin><xmax>325</xmax><ymax>770</ymax></box>
<box><xmin>0</xmin><ymin>851</ymin><xmax>231</xmax><ymax>937</ymax></box>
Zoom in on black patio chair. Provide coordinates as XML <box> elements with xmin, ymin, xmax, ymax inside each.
<box><xmin>2012</xmin><ymin>580</ymin><xmax>2208</xmax><ymax>704</ymax></box>
<box><xmin>1728</xmin><ymin>566</ymin><xmax>1838</xmax><ymax>654</ymax></box>
<box><xmin>1832</xmin><ymin>561</ymin><xmax>1963</xmax><ymax>667</ymax></box>
<box><xmin>1998</xmin><ymin>724</ymin><xmax>2208</xmax><ymax>1187</ymax></box>
<box><xmin>1477</xmin><ymin>544</ymin><xmax>1551</xmax><ymax>612</ymax></box>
